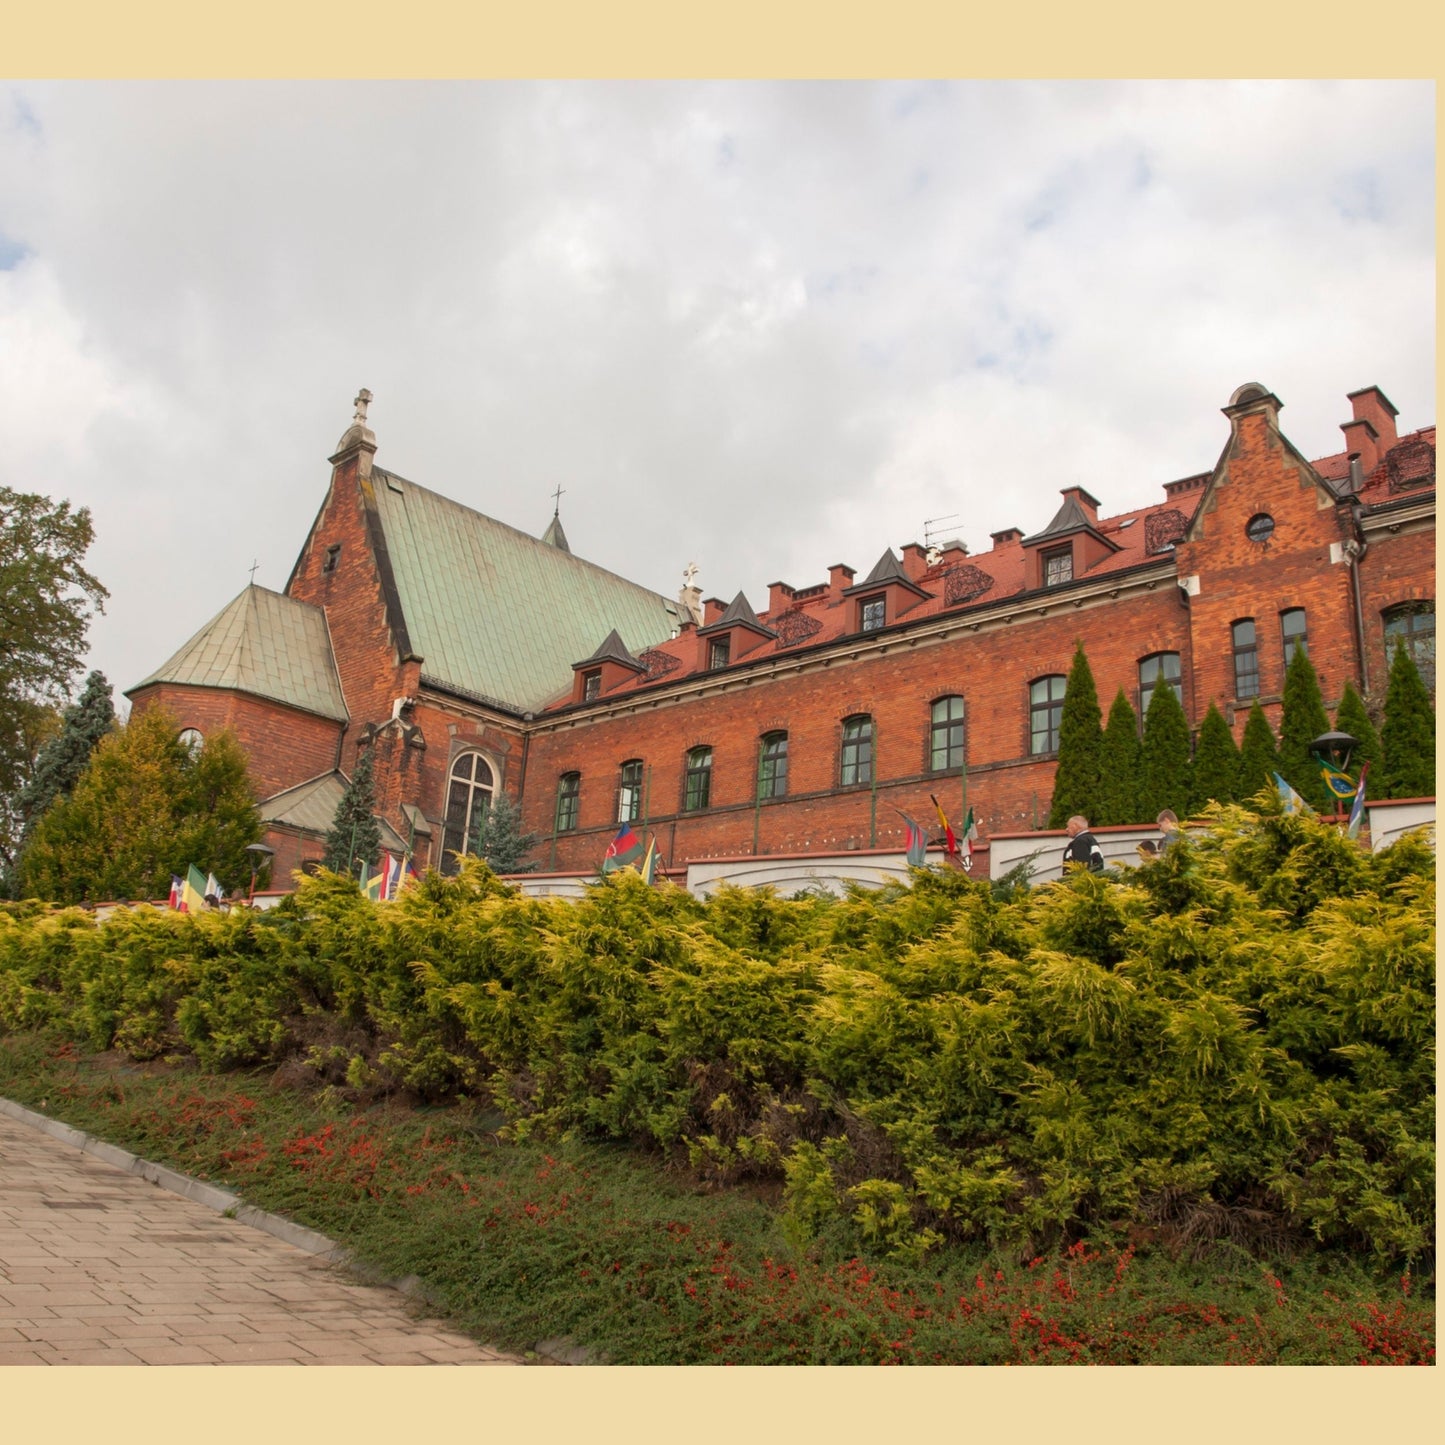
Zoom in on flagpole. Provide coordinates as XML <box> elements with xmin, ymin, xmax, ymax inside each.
<box><xmin>752</xmin><ymin>741</ymin><xmax>762</xmax><ymax>856</ymax></box>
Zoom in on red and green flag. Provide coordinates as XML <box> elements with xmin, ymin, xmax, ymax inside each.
<box><xmin>602</xmin><ymin>821</ymin><xmax>644</xmax><ymax>874</ymax></box>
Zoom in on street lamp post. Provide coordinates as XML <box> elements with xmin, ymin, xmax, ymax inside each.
<box><xmin>1310</xmin><ymin>730</ymin><xmax>1358</xmax><ymax>824</ymax></box>
<box><xmin>244</xmin><ymin>843</ymin><xmax>275</xmax><ymax>903</ymax></box>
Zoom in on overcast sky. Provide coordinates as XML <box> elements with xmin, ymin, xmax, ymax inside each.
<box><xmin>0</xmin><ymin>80</ymin><xmax>1434</xmax><ymax>712</ymax></box>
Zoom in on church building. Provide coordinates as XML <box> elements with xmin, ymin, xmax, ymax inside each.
<box><xmin>127</xmin><ymin>381</ymin><xmax>1435</xmax><ymax>882</ymax></box>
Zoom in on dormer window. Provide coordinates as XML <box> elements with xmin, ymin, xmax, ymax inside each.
<box><xmin>1042</xmin><ymin>545</ymin><xmax>1073</xmax><ymax>587</ymax></box>
<box><xmin>708</xmin><ymin>637</ymin><xmax>731</xmax><ymax>670</ymax></box>
<box><xmin>860</xmin><ymin>596</ymin><xmax>886</xmax><ymax>632</ymax></box>
<box><xmin>583</xmin><ymin>669</ymin><xmax>602</xmax><ymax>701</ymax></box>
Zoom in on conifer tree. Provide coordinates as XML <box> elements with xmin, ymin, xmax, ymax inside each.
<box><xmin>1332</xmin><ymin>679</ymin><xmax>1381</xmax><ymax>785</ymax></box>
<box><xmin>322</xmin><ymin>749</ymin><xmax>382</xmax><ymax>879</ymax></box>
<box><xmin>478</xmin><ymin>792</ymin><xmax>542</xmax><ymax>874</ymax></box>
<box><xmin>18</xmin><ymin>707</ymin><xmax>260</xmax><ymax>904</ymax></box>
<box><xmin>1094</xmin><ymin>688</ymin><xmax>1142</xmax><ymax>826</ymax></box>
<box><xmin>14</xmin><ymin>671</ymin><xmax>114</xmax><ymax>848</ymax></box>
<box><xmin>1236</xmin><ymin>700</ymin><xmax>1281</xmax><ymax>804</ymax></box>
<box><xmin>1189</xmin><ymin>702</ymin><xmax>1240</xmax><ymax>812</ymax></box>
<box><xmin>1138</xmin><ymin>678</ymin><xmax>1192</xmax><ymax>817</ymax></box>
<box><xmin>1378</xmin><ymin>641</ymin><xmax>1436</xmax><ymax>799</ymax></box>
<box><xmin>1277</xmin><ymin>648</ymin><xmax>1333</xmax><ymax>811</ymax></box>
<box><xmin>1046</xmin><ymin>643</ymin><xmax>1103</xmax><ymax>828</ymax></box>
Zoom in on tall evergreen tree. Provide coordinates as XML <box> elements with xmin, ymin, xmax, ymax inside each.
<box><xmin>1189</xmin><ymin>702</ymin><xmax>1240</xmax><ymax>812</ymax></box>
<box><xmin>1046</xmin><ymin>643</ymin><xmax>1103</xmax><ymax>828</ymax></box>
<box><xmin>322</xmin><ymin>749</ymin><xmax>382</xmax><ymax>879</ymax></box>
<box><xmin>1277</xmin><ymin>648</ymin><xmax>1333</xmax><ymax>811</ymax></box>
<box><xmin>1236</xmin><ymin>700</ymin><xmax>1281</xmax><ymax>804</ymax></box>
<box><xmin>478</xmin><ymin>791</ymin><xmax>542</xmax><ymax>874</ymax></box>
<box><xmin>1332</xmin><ymin>679</ymin><xmax>1382</xmax><ymax>786</ymax></box>
<box><xmin>1138</xmin><ymin>678</ymin><xmax>1192</xmax><ymax>817</ymax></box>
<box><xmin>1378</xmin><ymin>641</ymin><xmax>1436</xmax><ymax>799</ymax></box>
<box><xmin>14</xmin><ymin>671</ymin><xmax>114</xmax><ymax>848</ymax></box>
<box><xmin>17</xmin><ymin>707</ymin><xmax>260</xmax><ymax>904</ymax></box>
<box><xmin>1094</xmin><ymin>688</ymin><xmax>1142</xmax><ymax>826</ymax></box>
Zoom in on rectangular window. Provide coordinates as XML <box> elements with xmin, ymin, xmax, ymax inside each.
<box><xmin>1281</xmin><ymin>609</ymin><xmax>1308</xmax><ymax>667</ymax></box>
<box><xmin>1384</xmin><ymin>603</ymin><xmax>1435</xmax><ymax>690</ymax></box>
<box><xmin>860</xmin><ymin>596</ymin><xmax>886</xmax><ymax>632</ymax></box>
<box><xmin>582</xmin><ymin>670</ymin><xmax>602</xmax><ymax>701</ymax></box>
<box><xmin>930</xmin><ymin>696</ymin><xmax>965</xmax><ymax>772</ymax></box>
<box><xmin>617</xmin><ymin>760</ymin><xmax>643</xmax><ymax>823</ymax></box>
<box><xmin>1232</xmin><ymin>620</ymin><xmax>1259</xmax><ymax>700</ymax></box>
<box><xmin>757</xmin><ymin>733</ymin><xmax>788</xmax><ymax>799</ymax></box>
<box><xmin>684</xmin><ymin>747</ymin><xmax>712</xmax><ymax>811</ymax></box>
<box><xmin>1042</xmin><ymin>546</ymin><xmax>1073</xmax><ymax>588</ymax></box>
<box><xmin>707</xmin><ymin>637</ymin><xmax>731</xmax><ymax>670</ymax></box>
<box><xmin>840</xmin><ymin>716</ymin><xmax>873</xmax><ymax>786</ymax></box>
<box><xmin>1138</xmin><ymin>652</ymin><xmax>1182</xmax><ymax>715</ymax></box>
<box><xmin>555</xmin><ymin>774</ymin><xmax>580</xmax><ymax>832</ymax></box>
<box><xmin>1030</xmin><ymin>676</ymin><xmax>1066</xmax><ymax>755</ymax></box>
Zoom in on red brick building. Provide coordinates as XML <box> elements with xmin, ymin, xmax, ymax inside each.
<box><xmin>127</xmin><ymin>381</ymin><xmax>1435</xmax><ymax>881</ymax></box>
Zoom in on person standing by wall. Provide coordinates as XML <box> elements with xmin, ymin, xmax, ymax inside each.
<box><xmin>1062</xmin><ymin>815</ymin><xmax>1104</xmax><ymax>872</ymax></box>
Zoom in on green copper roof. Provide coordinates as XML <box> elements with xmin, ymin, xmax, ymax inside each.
<box><xmin>368</xmin><ymin>467</ymin><xmax>686</xmax><ymax>713</ymax></box>
<box><xmin>260</xmin><ymin>770</ymin><xmax>408</xmax><ymax>851</ymax></box>
<box><xmin>129</xmin><ymin>585</ymin><xmax>349</xmax><ymax>721</ymax></box>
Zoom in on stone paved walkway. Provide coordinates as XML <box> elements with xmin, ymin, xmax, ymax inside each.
<box><xmin>0</xmin><ymin>1111</ymin><xmax>523</xmax><ymax>1365</ymax></box>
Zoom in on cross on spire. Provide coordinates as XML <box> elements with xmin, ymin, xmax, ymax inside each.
<box><xmin>550</xmin><ymin>483</ymin><xmax>565</xmax><ymax>517</ymax></box>
<box><xmin>248</xmin><ymin>559</ymin><xmax>260</xmax><ymax>584</ymax></box>
<box><xmin>353</xmin><ymin>388</ymin><xmax>373</xmax><ymax>425</ymax></box>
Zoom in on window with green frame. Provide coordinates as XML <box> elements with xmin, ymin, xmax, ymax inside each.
<box><xmin>683</xmin><ymin>746</ymin><xmax>713</xmax><ymax>811</ymax></box>
<box><xmin>929</xmin><ymin>696</ymin><xmax>965</xmax><ymax>772</ymax></box>
<box><xmin>840</xmin><ymin>715</ymin><xmax>873</xmax><ymax>786</ymax></box>
<box><xmin>757</xmin><ymin>732</ymin><xmax>788</xmax><ymax>799</ymax></box>
<box><xmin>554</xmin><ymin>772</ymin><xmax>580</xmax><ymax>832</ymax></box>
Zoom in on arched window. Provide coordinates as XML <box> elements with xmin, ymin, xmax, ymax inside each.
<box><xmin>1232</xmin><ymin>619</ymin><xmax>1259</xmax><ymax>700</ymax></box>
<box><xmin>177</xmin><ymin>728</ymin><xmax>204</xmax><ymax>759</ymax></box>
<box><xmin>555</xmin><ymin>773</ymin><xmax>580</xmax><ymax>833</ymax></box>
<box><xmin>1029</xmin><ymin>676</ymin><xmax>1066</xmax><ymax>756</ymax></box>
<box><xmin>840</xmin><ymin>715</ymin><xmax>873</xmax><ymax>786</ymax></box>
<box><xmin>1138</xmin><ymin>652</ymin><xmax>1182</xmax><ymax>716</ymax></box>
<box><xmin>1280</xmin><ymin>608</ymin><xmax>1308</xmax><ymax>667</ymax></box>
<box><xmin>618</xmin><ymin>759</ymin><xmax>644</xmax><ymax>822</ymax></box>
<box><xmin>929</xmin><ymin>696</ymin><xmax>965</xmax><ymax>773</ymax></box>
<box><xmin>1383</xmin><ymin>602</ymin><xmax>1434</xmax><ymax>689</ymax></box>
<box><xmin>441</xmin><ymin>752</ymin><xmax>494</xmax><ymax>873</ymax></box>
<box><xmin>683</xmin><ymin>747</ymin><xmax>713</xmax><ymax>811</ymax></box>
<box><xmin>758</xmin><ymin>732</ymin><xmax>788</xmax><ymax>799</ymax></box>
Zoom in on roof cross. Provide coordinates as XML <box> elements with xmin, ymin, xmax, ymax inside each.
<box><xmin>248</xmin><ymin>559</ymin><xmax>260</xmax><ymax>584</ymax></box>
<box><xmin>353</xmin><ymin>388</ymin><xmax>372</xmax><ymax>425</ymax></box>
<box><xmin>550</xmin><ymin>483</ymin><xmax>565</xmax><ymax>517</ymax></box>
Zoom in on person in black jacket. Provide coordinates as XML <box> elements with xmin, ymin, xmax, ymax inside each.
<box><xmin>1062</xmin><ymin>815</ymin><xmax>1104</xmax><ymax>872</ymax></box>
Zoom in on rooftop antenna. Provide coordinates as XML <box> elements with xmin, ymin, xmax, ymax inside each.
<box><xmin>922</xmin><ymin>514</ymin><xmax>961</xmax><ymax>562</ymax></box>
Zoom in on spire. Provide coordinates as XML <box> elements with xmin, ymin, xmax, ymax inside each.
<box><xmin>541</xmin><ymin>512</ymin><xmax>571</xmax><ymax>553</ymax></box>
<box><xmin>330</xmin><ymin>387</ymin><xmax>378</xmax><ymax>479</ymax></box>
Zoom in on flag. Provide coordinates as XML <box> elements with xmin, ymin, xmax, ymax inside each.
<box><xmin>180</xmin><ymin>865</ymin><xmax>207</xmax><ymax>913</ymax></box>
<box><xmin>1347</xmin><ymin>763</ymin><xmax>1370</xmax><ymax>840</ymax></box>
<box><xmin>168</xmin><ymin>875</ymin><xmax>183</xmax><ymax>910</ymax></box>
<box><xmin>960</xmin><ymin>806</ymin><xmax>977</xmax><ymax>868</ymax></box>
<box><xmin>929</xmin><ymin>794</ymin><xmax>959</xmax><ymax>859</ymax></box>
<box><xmin>1320</xmin><ymin>761</ymin><xmax>1357</xmax><ymax>800</ymax></box>
<box><xmin>205</xmin><ymin>872</ymin><xmax>224</xmax><ymax>902</ymax></box>
<box><xmin>897</xmin><ymin>811</ymin><xmax>927</xmax><ymax>867</ymax></box>
<box><xmin>601</xmin><ymin>821</ymin><xmax>643</xmax><ymax>874</ymax></box>
<box><xmin>1271</xmin><ymin>772</ymin><xmax>1312</xmax><ymax>816</ymax></box>
<box><xmin>363</xmin><ymin>861</ymin><xmax>384</xmax><ymax>901</ymax></box>
<box><xmin>639</xmin><ymin>837</ymin><xmax>658</xmax><ymax>885</ymax></box>
<box><xmin>382</xmin><ymin>851</ymin><xmax>404</xmax><ymax>900</ymax></box>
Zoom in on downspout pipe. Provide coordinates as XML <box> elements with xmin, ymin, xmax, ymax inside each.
<box><xmin>1344</xmin><ymin>456</ymin><xmax>1371</xmax><ymax>696</ymax></box>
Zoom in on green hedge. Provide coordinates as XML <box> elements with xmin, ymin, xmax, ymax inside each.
<box><xmin>0</xmin><ymin>805</ymin><xmax>1434</xmax><ymax>1265</ymax></box>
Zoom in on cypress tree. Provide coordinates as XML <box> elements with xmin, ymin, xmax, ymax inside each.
<box><xmin>1189</xmin><ymin>702</ymin><xmax>1240</xmax><ymax>812</ymax></box>
<box><xmin>1046</xmin><ymin>643</ymin><xmax>1103</xmax><ymax>828</ymax></box>
<box><xmin>14</xmin><ymin>671</ymin><xmax>115</xmax><ymax>846</ymax></box>
<box><xmin>1378</xmin><ymin>641</ymin><xmax>1436</xmax><ymax>799</ymax></box>
<box><xmin>478</xmin><ymin>792</ymin><xmax>541</xmax><ymax>874</ymax></box>
<box><xmin>1277</xmin><ymin>648</ymin><xmax>1333</xmax><ymax>812</ymax></box>
<box><xmin>322</xmin><ymin>749</ymin><xmax>381</xmax><ymax>879</ymax></box>
<box><xmin>1095</xmin><ymin>688</ymin><xmax>1142</xmax><ymax>826</ymax></box>
<box><xmin>1237</xmin><ymin>700</ymin><xmax>1281</xmax><ymax>804</ymax></box>
<box><xmin>1332</xmin><ymin>679</ymin><xmax>1381</xmax><ymax>786</ymax></box>
<box><xmin>1138</xmin><ymin>678</ymin><xmax>1192</xmax><ymax>817</ymax></box>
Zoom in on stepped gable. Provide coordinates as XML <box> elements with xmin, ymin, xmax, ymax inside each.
<box><xmin>126</xmin><ymin>585</ymin><xmax>348</xmax><ymax>721</ymax></box>
<box><xmin>362</xmin><ymin>466</ymin><xmax>685</xmax><ymax>713</ymax></box>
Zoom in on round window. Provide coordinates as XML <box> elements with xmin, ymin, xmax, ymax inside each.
<box><xmin>1245</xmin><ymin>513</ymin><xmax>1275</xmax><ymax>543</ymax></box>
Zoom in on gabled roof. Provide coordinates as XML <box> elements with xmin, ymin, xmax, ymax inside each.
<box><xmin>128</xmin><ymin>585</ymin><xmax>348</xmax><ymax>721</ymax></box>
<box><xmin>365</xmin><ymin>467</ymin><xmax>685</xmax><ymax>713</ymax></box>
<box><xmin>574</xmin><ymin>628</ymin><xmax>645</xmax><ymax>671</ymax></box>
<box><xmin>260</xmin><ymin>769</ymin><xmax>407</xmax><ymax>851</ymax></box>
<box><xmin>697</xmin><ymin>590</ymin><xmax>776</xmax><ymax>637</ymax></box>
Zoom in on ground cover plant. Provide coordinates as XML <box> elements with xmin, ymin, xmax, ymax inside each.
<box><xmin>0</xmin><ymin>803</ymin><xmax>1434</xmax><ymax>1364</ymax></box>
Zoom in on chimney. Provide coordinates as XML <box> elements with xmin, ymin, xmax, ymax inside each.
<box><xmin>990</xmin><ymin>527</ymin><xmax>1022</xmax><ymax>547</ymax></box>
<box><xmin>767</xmin><ymin>580</ymin><xmax>796</xmax><ymax>615</ymax></box>
<box><xmin>827</xmin><ymin>563</ymin><xmax>855</xmax><ymax>601</ymax></box>
<box><xmin>899</xmin><ymin>542</ymin><xmax>931</xmax><ymax>581</ymax></box>
<box><xmin>1342</xmin><ymin>386</ymin><xmax>1400</xmax><ymax>476</ymax></box>
<box><xmin>701</xmin><ymin>596</ymin><xmax>727</xmax><ymax>626</ymax></box>
<box><xmin>1348</xmin><ymin>454</ymin><xmax>1366</xmax><ymax>494</ymax></box>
